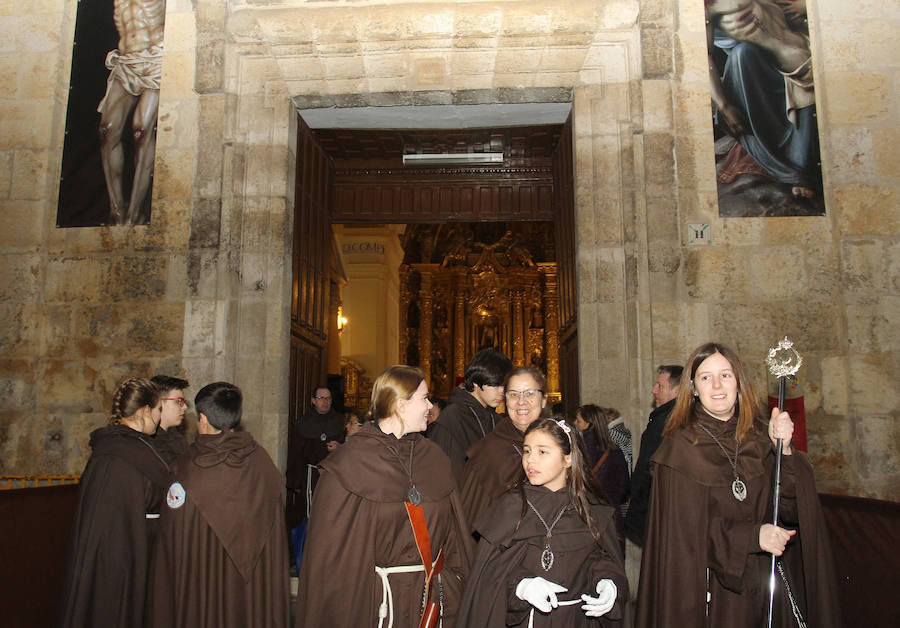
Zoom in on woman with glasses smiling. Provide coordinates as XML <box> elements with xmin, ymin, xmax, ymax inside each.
<box><xmin>459</xmin><ymin>366</ymin><xmax>551</xmax><ymax>526</ymax></box>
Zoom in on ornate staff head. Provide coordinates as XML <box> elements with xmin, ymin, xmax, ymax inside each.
<box><xmin>765</xmin><ymin>336</ymin><xmax>803</xmax><ymax>378</ymax></box>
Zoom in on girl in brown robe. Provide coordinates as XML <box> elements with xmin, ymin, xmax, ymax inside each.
<box><xmin>296</xmin><ymin>365</ymin><xmax>474</xmax><ymax>628</ymax></box>
<box><xmin>58</xmin><ymin>377</ymin><xmax>170</xmax><ymax>628</ymax></box>
<box><xmin>636</xmin><ymin>342</ymin><xmax>840</xmax><ymax>628</ymax></box>
<box><xmin>458</xmin><ymin>418</ymin><xmax>628</xmax><ymax>627</ymax></box>
<box><xmin>460</xmin><ymin>366</ymin><xmax>550</xmax><ymax>525</ymax></box>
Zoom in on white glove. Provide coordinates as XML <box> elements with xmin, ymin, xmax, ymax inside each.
<box><xmin>581</xmin><ymin>579</ymin><xmax>617</xmax><ymax>617</ymax></box>
<box><xmin>515</xmin><ymin>577</ymin><xmax>568</xmax><ymax>613</ymax></box>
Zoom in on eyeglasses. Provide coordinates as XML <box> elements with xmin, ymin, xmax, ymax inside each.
<box><xmin>161</xmin><ymin>397</ymin><xmax>187</xmax><ymax>407</ymax></box>
<box><xmin>314</xmin><ymin>395</ymin><xmax>332</xmax><ymax>401</ymax></box>
<box><xmin>505</xmin><ymin>389</ymin><xmax>543</xmax><ymax>402</ymax></box>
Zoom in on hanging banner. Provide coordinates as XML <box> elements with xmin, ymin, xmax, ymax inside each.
<box><xmin>57</xmin><ymin>0</ymin><xmax>166</xmax><ymax>227</ymax></box>
<box><xmin>705</xmin><ymin>0</ymin><xmax>826</xmax><ymax>217</ymax></box>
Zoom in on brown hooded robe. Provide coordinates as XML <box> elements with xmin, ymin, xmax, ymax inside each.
<box><xmin>57</xmin><ymin>424</ymin><xmax>171</xmax><ymax>628</ymax></box>
<box><xmin>458</xmin><ymin>483</ymin><xmax>628</xmax><ymax>627</ymax></box>
<box><xmin>429</xmin><ymin>386</ymin><xmax>500</xmax><ymax>484</ymax></box>
<box><xmin>295</xmin><ymin>422</ymin><xmax>474</xmax><ymax>627</ymax></box>
<box><xmin>460</xmin><ymin>416</ymin><xmax>526</xmax><ymax>525</ymax></box>
<box><xmin>147</xmin><ymin>431</ymin><xmax>290</xmax><ymax>627</ymax></box>
<box><xmin>635</xmin><ymin>412</ymin><xmax>840</xmax><ymax>628</ymax></box>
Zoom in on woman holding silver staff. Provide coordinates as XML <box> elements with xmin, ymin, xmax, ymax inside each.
<box><xmin>636</xmin><ymin>342</ymin><xmax>839</xmax><ymax>628</ymax></box>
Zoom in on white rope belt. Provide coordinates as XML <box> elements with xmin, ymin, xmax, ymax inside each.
<box><xmin>375</xmin><ymin>564</ymin><xmax>426</xmax><ymax>628</ymax></box>
<box><xmin>527</xmin><ymin>598</ymin><xmax>581</xmax><ymax>628</ymax></box>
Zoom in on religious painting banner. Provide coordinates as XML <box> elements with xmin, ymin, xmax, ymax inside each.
<box><xmin>705</xmin><ymin>0</ymin><xmax>826</xmax><ymax>217</ymax></box>
<box><xmin>57</xmin><ymin>0</ymin><xmax>167</xmax><ymax>227</ymax></box>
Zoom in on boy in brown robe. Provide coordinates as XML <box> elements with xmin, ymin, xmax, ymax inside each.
<box><xmin>147</xmin><ymin>382</ymin><xmax>290</xmax><ymax>627</ymax></box>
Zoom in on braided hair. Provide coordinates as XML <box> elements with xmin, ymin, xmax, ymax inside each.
<box><xmin>110</xmin><ymin>377</ymin><xmax>159</xmax><ymax>425</ymax></box>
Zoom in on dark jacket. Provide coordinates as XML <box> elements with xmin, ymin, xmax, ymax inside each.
<box><xmin>624</xmin><ymin>399</ymin><xmax>674</xmax><ymax>546</ymax></box>
<box><xmin>428</xmin><ymin>387</ymin><xmax>500</xmax><ymax>485</ymax></box>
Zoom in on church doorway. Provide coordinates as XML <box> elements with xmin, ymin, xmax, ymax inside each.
<box><xmin>287</xmin><ymin>102</ymin><xmax>580</xmax><ymax>443</ymax></box>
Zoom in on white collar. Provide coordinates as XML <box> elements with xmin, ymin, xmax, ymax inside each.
<box><xmin>608</xmin><ymin>416</ymin><xmax>625</xmax><ymax>428</ymax></box>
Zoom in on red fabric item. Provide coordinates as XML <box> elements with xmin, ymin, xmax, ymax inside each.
<box><xmin>717</xmin><ymin>141</ymin><xmax>772</xmax><ymax>184</ymax></box>
<box><xmin>768</xmin><ymin>394</ymin><xmax>807</xmax><ymax>452</ymax></box>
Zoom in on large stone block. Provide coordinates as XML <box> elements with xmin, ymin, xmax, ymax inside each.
<box><xmin>834</xmin><ymin>183</ymin><xmax>899</xmax><ymax>236</ymax></box>
<box><xmin>0</xmin><ymin>100</ymin><xmax>53</xmax><ymax>148</ymax></box>
<box><xmin>848</xmin><ymin>352</ymin><xmax>900</xmax><ymax>415</ymax></box>
<box><xmin>683</xmin><ymin>246</ymin><xmax>751</xmax><ymax>301</ymax></box>
<box><xmin>0</xmin><ymin>199</ymin><xmax>43</xmax><ymax>248</ymax></box>
<box><xmin>38</xmin><ymin>303</ymin><xmax>75</xmax><ymax>358</ymax></box>
<box><xmin>841</xmin><ymin>239</ymin><xmax>889</xmax><ymax>294</ymax></box>
<box><xmin>673</xmin><ymin>30</ymin><xmax>708</xmax><ymax>83</ymax></box>
<box><xmin>825</xmin><ymin>126</ymin><xmax>874</xmax><ymax>185</ymax></box>
<box><xmin>0</xmin><ymin>302</ymin><xmax>39</xmax><ymax>357</ymax></box>
<box><xmin>820</xmin><ymin>355</ymin><xmax>848</xmax><ymax>416</ymax></box>
<box><xmin>804</xmin><ymin>412</ymin><xmax>853</xmax><ymax>492</ymax></box>
<box><xmin>643</xmin><ymin>132</ymin><xmax>675</xmax><ymax>187</ymax></box>
<box><xmin>846</xmin><ymin>296</ymin><xmax>900</xmax><ymax>353</ymax></box>
<box><xmin>817</xmin><ymin>20</ymin><xmax>864</xmax><ymax>71</ymax></box>
<box><xmin>0</xmin><ymin>359</ymin><xmax>36</xmax><ymax>410</ymax></box>
<box><xmin>0</xmin><ymin>148</ymin><xmax>11</xmax><ymax>197</ymax></box>
<box><xmin>748</xmin><ymin>245</ymin><xmax>807</xmax><ymax>300</ymax></box>
<box><xmin>157</xmin><ymin>97</ymin><xmax>200</xmax><ymax>151</ymax></box>
<box><xmin>37</xmin><ymin>359</ymin><xmax>100</xmax><ymax>413</ymax></box>
<box><xmin>0</xmin><ymin>252</ymin><xmax>40</xmax><ymax>302</ymax></box>
<box><xmin>106</xmin><ymin>256</ymin><xmax>169</xmax><ymax>301</ymax></box>
<box><xmin>826</xmin><ymin>71</ymin><xmax>891</xmax><ymax>124</ymax></box>
<box><xmin>184</xmin><ymin>299</ymin><xmax>216</xmax><ymax>357</ymax></box>
<box><xmin>855</xmin><ymin>414</ymin><xmax>900</xmax><ymax>500</ymax></box>
<box><xmin>162</xmin><ymin>10</ymin><xmax>196</xmax><ymax>53</ymax></box>
<box><xmin>15</xmin><ymin>52</ymin><xmax>56</xmax><ymax>100</ymax></box>
<box><xmin>641</xmin><ymin>27</ymin><xmax>672</xmax><ymax>78</ymax></box>
<box><xmin>873</xmin><ymin>125</ymin><xmax>900</xmax><ymax>181</ymax></box>
<box><xmin>641</xmin><ymin>79</ymin><xmax>672</xmax><ymax>132</ymax></box>
<box><xmin>154</xmin><ymin>147</ymin><xmax>195</xmax><ymax>200</ymax></box>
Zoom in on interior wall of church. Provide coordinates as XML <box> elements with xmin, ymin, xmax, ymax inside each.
<box><xmin>0</xmin><ymin>1</ymin><xmax>896</xmax><ymax>502</ymax></box>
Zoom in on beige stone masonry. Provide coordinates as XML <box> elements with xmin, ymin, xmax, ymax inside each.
<box><xmin>0</xmin><ymin>1</ymin><xmax>896</xmax><ymax>507</ymax></box>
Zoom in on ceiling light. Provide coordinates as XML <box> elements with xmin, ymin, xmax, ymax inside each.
<box><xmin>402</xmin><ymin>152</ymin><xmax>504</xmax><ymax>166</ymax></box>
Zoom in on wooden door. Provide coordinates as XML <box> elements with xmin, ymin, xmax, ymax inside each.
<box><xmin>288</xmin><ymin>115</ymin><xmax>334</xmax><ymax>465</ymax></box>
<box><xmin>553</xmin><ymin>114</ymin><xmax>579</xmax><ymax>415</ymax></box>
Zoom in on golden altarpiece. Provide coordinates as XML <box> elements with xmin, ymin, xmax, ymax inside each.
<box><xmin>397</xmin><ymin>223</ymin><xmax>560</xmax><ymax>404</ymax></box>
<box><xmin>339</xmin><ymin>224</ymin><xmax>561</xmax><ymax>412</ymax></box>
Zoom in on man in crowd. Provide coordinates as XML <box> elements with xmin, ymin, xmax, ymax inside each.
<box><xmin>428</xmin><ymin>349</ymin><xmax>512</xmax><ymax>484</ymax></box>
<box><xmin>148</xmin><ymin>382</ymin><xmax>290</xmax><ymax>627</ymax></box>
<box><xmin>625</xmin><ymin>364</ymin><xmax>683</xmax><ymax>546</ymax></box>
<box><xmin>285</xmin><ymin>386</ymin><xmax>345</xmax><ymax>528</ymax></box>
<box><xmin>150</xmin><ymin>374</ymin><xmax>189</xmax><ymax>463</ymax></box>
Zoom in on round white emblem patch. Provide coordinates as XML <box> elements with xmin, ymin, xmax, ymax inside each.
<box><xmin>166</xmin><ymin>482</ymin><xmax>186</xmax><ymax>509</ymax></box>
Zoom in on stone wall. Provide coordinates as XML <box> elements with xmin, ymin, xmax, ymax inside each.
<box><xmin>0</xmin><ymin>1</ymin><xmax>896</xmax><ymax>503</ymax></box>
<box><xmin>630</xmin><ymin>0</ymin><xmax>899</xmax><ymax>500</ymax></box>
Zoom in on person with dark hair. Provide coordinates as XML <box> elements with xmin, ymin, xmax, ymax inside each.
<box><xmin>625</xmin><ymin>365</ymin><xmax>682</xmax><ymax>546</ymax></box>
<box><xmin>458</xmin><ymin>417</ymin><xmax>628</xmax><ymax>626</ymax></box>
<box><xmin>636</xmin><ymin>343</ymin><xmax>839</xmax><ymax>628</ymax></box>
<box><xmin>147</xmin><ymin>382</ymin><xmax>290</xmax><ymax>627</ymax></box>
<box><xmin>150</xmin><ymin>374</ymin><xmax>189</xmax><ymax>463</ymax></box>
<box><xmin>575</xmin><ymin>405</ymin><xmax>629</xmax><ymax>551</ymax></box>
<box><xmin>286</xmin><ymin>385</ymin><xmax>345</xmax><ymax>529</ymax></box>
<box><xmin>296</xmin><ymin>365</ymin><xmax>473</xmax><ymax>628</ymax></box>
<box><xmin>429</xmin><ymin>348</ymin><xmax>513</xmax><ymax>484</ymax></box>
<box><xmin>58</xmin><ymin>377</ymin><xmax>170</xmax><ymax>628</ymax></box>
<box><xmin>459</xmin><ymin>366</ymin><xmax>550</xmax><ymax>526</ymax></box>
